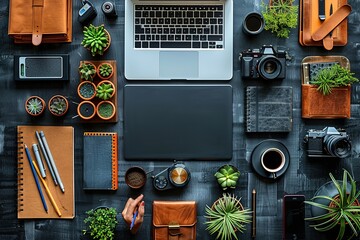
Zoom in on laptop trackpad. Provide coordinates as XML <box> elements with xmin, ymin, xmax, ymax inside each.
<box><xmin>159</xmin><ymin>51</ymin><xmax>199</xmax><ymax>79</ymax></box>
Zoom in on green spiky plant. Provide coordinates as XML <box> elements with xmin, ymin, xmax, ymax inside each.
<box><xmin>205</xmin><ymin>193</ymin><xmax>252</xmax><ymax>240</ymax></box>
<box><xmin>310</xmin><ymin>64</ymin><xmax>359</xmax><ymax>95</ymax></box>
<box><xmin>81</xmin><ymin>24</ymin><xmax>110</xmax><ymax>57</ymax></box>
<box><xmin>261</xmin><ymin>0</ymin><xmax>298</xmax><ymax>38</ymax></box>
<box><xmin>83</xmin><ymin>207</ymin><xmax>118</xmax><ymax>240</ymax></box>
<box><xmin>79</xmin><ymin>62</ymin><xmax>96</xmax><ymax>81</ymax></box>
<box><xmin>98</xmin><ymin>63</ymin><xmax>113</xmax><ymax>78</ymax></box>
<box><xmin>305</xmin><ymin>169</ymin><xmax>360</xmax><ymax>240</ymax></box>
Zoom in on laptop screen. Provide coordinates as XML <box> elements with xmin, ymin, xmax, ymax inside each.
<box><xmin>124</xmin><ymin>84</ymin><xmax>233</xmax><ymax>160</ymax></box>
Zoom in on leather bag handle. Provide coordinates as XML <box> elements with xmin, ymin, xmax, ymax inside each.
<box><xmin>32</xmin><ymin>0</ymin><xmax>44</xmax><ymax>46</ymax></box>
<box><xmin>311</xmin><ymin>4</ymin><xmax>351</xmax><ymax>42</ymax></box>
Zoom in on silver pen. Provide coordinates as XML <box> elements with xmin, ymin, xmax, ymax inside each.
<box><xmin>36</xmin><ymin>131</ymin><xmax>58</xmax><ymax>186</ymax></box>
<box><xmin>40</xmin><ymin>131</ymin><xmax>65</xmax><ymax>193</ymax></box>
<box><xmin>32</xmin><ymin>144</ymin><xmax>46</xmax><ymax>178</ymax></box>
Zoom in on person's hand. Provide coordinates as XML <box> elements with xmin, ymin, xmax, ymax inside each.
<box><xmin>122</xmin><ymin>194</ymin><xmax>145</xmax><ymax>234</ymax></box>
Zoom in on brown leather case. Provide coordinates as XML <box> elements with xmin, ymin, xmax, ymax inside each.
<box><xmin>8</xmin><ymin>0</ymin><xmax>72</xmax><ymax>45</ymax></box>
<box><xmin>299</xmin><ymin>0</ymin><xmax>349</xmax><ymax>48</ymax></box>
<box><xmin>301</xmin><ymin>56</ymin><xmax>351</xmax><ymax>119</ymax></box>
<box><xmin>153</xmin><ymin>201</ymin><xmax>197</xmax><ymax>240</ymax></box>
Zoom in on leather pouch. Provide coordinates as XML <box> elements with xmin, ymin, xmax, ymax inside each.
<box><xmin>153</xmin><ymin>201</ymin><xmax>197</xmax><ymax>240</ymax></box>
<box><xmin>301</xmin><ymin>56</ymin><xmax>351</xmax><ymax>119</ymax></box>
<box><xmin>299</xmin><ymin>0</ymin><xmax>350</xmax><ymax>49</ymax></box>
<box><xmin>8</xmin><ymin>0</ymin><xmax>72</xmax><ymax>45</ymax></box>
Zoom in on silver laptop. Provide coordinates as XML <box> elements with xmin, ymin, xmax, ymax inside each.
<box><xmin>124</xmin><ymin>0</ymin><xmax>233</xmax><ymax>80</ymax></box>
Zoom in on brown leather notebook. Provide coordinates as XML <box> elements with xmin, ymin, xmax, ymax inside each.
<box><xmin>17</xmin><ymin>125</ymin><xmax>74</xmax><ymax>219</ymax></box>
<box><xmin>8</xmin><ymin>0</ymin><xmax>72</xmax><ymax>45</ymax></box>
<box><xmin>301</xmin><ymin>56</ymin><xmax>351</xmax><ymax>119</ymax></box>
<box><xmin>299</xmin><ymin>0</ymin><xmax>349</xmax><ymax>48</ymax></box>
<box><xmin>153</xmin><ymin>201</ymin><xmax>197</xmax><ymax>240</ymax></box>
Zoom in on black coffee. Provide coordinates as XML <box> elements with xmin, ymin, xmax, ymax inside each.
<box><xmin>262</xmin><ymin>150</ymin><xmax>283</xmax><ymax>170</ymax></box>
<box><xmin>246</xmin><ymin>15</ymin><xmax>262</xmax><ymax>32</ymax></box>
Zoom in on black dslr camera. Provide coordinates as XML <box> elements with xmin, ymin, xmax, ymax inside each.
<box><xmin>240</xmin><ymin>45</ymin><xmax>286</xmax><ymax>80</ymax></box>
<box><xmin>304</xmin><ymin>127</ymin><xmax>351</xmax><ymax>158</ymax></box>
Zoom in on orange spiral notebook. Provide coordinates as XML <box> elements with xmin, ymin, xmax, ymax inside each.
<box><xmin>83</xmin><ymin>132</ymin><xmax>118</xmax><ymax>190</ymax></box>
<box><xmin>17</xmin><ymin>125</ymin><xmax>74</xmax><ymax>219</ymax></box>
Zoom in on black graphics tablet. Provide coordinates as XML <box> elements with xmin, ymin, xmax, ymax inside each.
<box><xmin>123</xmin><ymin>84</ymin><xmax>233</xmax><ymax>160</ymax></box>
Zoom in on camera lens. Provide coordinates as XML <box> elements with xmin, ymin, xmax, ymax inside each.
<box><xmin>258</xmin><ymin>56</ymin><xmax>282</xmax><ymax>80</ymax></box>
<box><xmin>324</xmin><ymin>135</ymin><xmax>351</xmax><ymax>158</ymax></box>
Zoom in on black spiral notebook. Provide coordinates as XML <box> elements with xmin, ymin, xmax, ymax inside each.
<box><xmin>83</xmin><ymin>132</ymin><xmax>118</xmax><ymax>190</ymax></box>
<box><xmin>245</xmin><ymin>86</ymin><xmax>293</xmax><ymax>132</ymax></box>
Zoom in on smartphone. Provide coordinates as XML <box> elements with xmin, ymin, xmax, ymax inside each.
<box><xmin>283</xmin><ymin>195</ymin><xmax>305</xmax><ymax>240</ymax></box>
<box><xmin>14</xmin><ymin>55</ymin><xmax>69</xmax><ymax>81</ymax></box>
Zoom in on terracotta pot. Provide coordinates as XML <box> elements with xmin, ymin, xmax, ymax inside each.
<box><xmin>25</xmin><ymin>96</ymin><xmax>46</xmax><ymax>116</ymax></box>
<box><xmin>77</xmin><ymin>81</ymin><xmax>97</xmax><ymax>100</ymax></box>
<box><xmin>79</xmin><ymin>61</ymin><xmax>96</xmax><ymax>81</ymax></box>
<box><xmin>97</xmin><ymin>62</ymin><xmax>114</xmax><ymax>80</ymax></box>
<box><xmin>96</xmin><ymin>101</ymin><xmax>116</xmax><ymax>120</ymax></box>
<box><xmin>96</xmin><ymin>80</ymin><xmax>115</xmax><ymax>100</ymax></box>
<box><xmin>48</xmin><ymin>95</ymin><xmax>69</xmax><ymax>117</ymax></box>
<box><xmin>77</xmin><ymin>101</ymin><xmax>96</xmax><ymax>120</ymax></box>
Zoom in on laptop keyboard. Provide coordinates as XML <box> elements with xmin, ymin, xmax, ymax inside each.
<box><xmin>134</xmin><ymin>5</ymin><xmax>224</xmax><ymax>49</ymax></box>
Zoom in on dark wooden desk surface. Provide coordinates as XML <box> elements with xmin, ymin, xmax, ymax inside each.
<box><xmin>1</xmin><ymin>0</ymin><xmax>360</xmax><ymax>239</ymax></box>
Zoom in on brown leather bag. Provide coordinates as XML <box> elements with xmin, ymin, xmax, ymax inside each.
<box><xmin>299</xmin><ymin>0</ymin><xmax>351</xmax><ymax>50</ymax></box>
<box><xmin>301</xmin><ymin>56</ymin><xmax>351</xmax><ymax>119</ymax></box>
<box><xmin>8</xmin><ymin>0</ymin><xmax>72</xmax><ymax>45</ymax></box>
<box><xmin>153</xmin><ymin>201</ymin><xmax>197</xmax><ymax>240</ymax></box>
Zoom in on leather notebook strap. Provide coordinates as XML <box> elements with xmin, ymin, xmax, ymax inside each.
<box><xmin>311</xmin><ymin>4</ymin><xmax>351</xmax><ymax>41</ymax></box>
<box><xmin>32</xmin><ymin>0</ymin><xmax>44</xmax><ymax>46</ymax></box>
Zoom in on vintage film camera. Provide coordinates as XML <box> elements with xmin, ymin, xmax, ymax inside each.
<box><xmin>304</xmin><ymin>127</ymin><xmax>351</xmax><ymax>158</ymax></box>
<box><xmin>240</xmin><ymin>45</ymin><xmax>286</xmax><ymax>80</ymax></box>
<box><xmin>152</xmin><ymin>162</ymin><xmax>191</xmax><ymax>191</ymax></box>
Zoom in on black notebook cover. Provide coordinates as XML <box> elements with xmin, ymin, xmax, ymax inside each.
<box><xmin>245</xmin><ymin>86</ymin><xmax>293</xmax><ymax>132</ymax></box>
<box><xmin>83</xmin><ymin>132</ymin><xmax>118</xmax><ymax>190</ymax></box>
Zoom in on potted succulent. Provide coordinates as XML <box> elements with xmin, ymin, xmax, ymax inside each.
<box><xmin>81</xmin><ymin>24</ymin><xmax>111</xmax><ymax>57</ymax></box>
<box><xmin>97</xmin><ymin>101</ymin><xmax>116</xmax><ymax>120</ymax></box>
<box><xmin>78</xmin><ymin>81</ymin><xmax>97</xmax><ymax>100</ymax></box>
<box><xmin>48</xmin><ymin>95</ymin><xmax>69</xmax><ymax>116</ymax></box>
<box><xmin>96</xmin><ymin>80</ymin><xmax>115</xmax><ymax>100</ymax></box>
<box><xmin>305</xmin><ymin>169</ymin><xmax>360</xmax><ymax>240</ymax></box>
<box><xmin>79</xmin><ymin>62</ymin><xmax>97</xmax><ymax>81</ymax></box>
<box><xmin>205</xmin><ymin>193</ymin><xmax>252</xmax><ymax>240</ymax></box>
<box><xmin>261</xmin><ymin>0</ymin><xmax>298</xmax><ymax>38</ymax></box>
<box><xmin>83</xmin><ymin>206</ymin><xmax>118</xmax><ymax>240</ymax></box>
<box><xmin>77</xmin><ymin>101</ymin><xmax>96</xmax><ymax>120</ymax></box>
<box><xmin>25</xmin><ymin>96</ymin><xmax>46</xmax><ymax>116</ymax></box>
<box><xmin>214</xmin><ymin>165</ymin><xmax>240</xmax><ymax>190</ymax></box>
<box><xmin>97</xmin><ymin>62</ymin><xmax>114</xmax><ymax>79</ymax></box>
<box><xmin>310</xmin><ymin>64</ymin><xmax>359</xmax><ymax>95</ymax></box>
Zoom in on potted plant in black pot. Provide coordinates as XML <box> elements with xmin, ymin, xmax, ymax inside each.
<box><xmin>205</xmin><ymin>193</ymin><xmax>252</xmax><ymax>240</ymax></box>
<box><xmin>83</xmin><ymin>206</ymin><xmax>118</xmax><ymax>240</ymax></box>
<box><xmin>305</xmin><ymin>169</ymin><xmax>360</xmax><ymax>239</ymax></box>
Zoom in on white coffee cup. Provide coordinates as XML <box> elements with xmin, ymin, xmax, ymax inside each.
<box><xmin>260</xmin><ymin>148</ymin><xmax>286</xmax><ymax>179</ymax></box>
